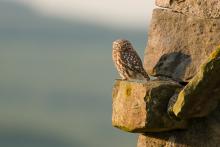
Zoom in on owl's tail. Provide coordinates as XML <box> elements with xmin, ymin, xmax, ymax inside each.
<box><xmin>142</xmin><ymin>70</ymin><xmax>150</xmax><ymax>81</ymax></box>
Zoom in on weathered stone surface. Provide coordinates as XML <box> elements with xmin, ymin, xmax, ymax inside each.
<box><xmin>167</xmin><ymin>91</ymin><xmax>181</xmax><ymax>120</ymax></box>
<box><xmin>172</xmin><ymin>46</ymin><xmax>220</xmax><ymax>119</ymax></box>
<box><xmin>144</xmin><ymin>9</ymin><xmax>220</xmax><ymax>82</ymax></box>
<box><xmin>112</xmin><ymin>80</ymin><xmax>187</xmax><ymax>133</ymax></box>
<box><xmin>137</xmin><ymin>105</ymin><xmax>220</xmax><ymax>147</ymax></box>
<box><xmin>156</xmin><ymin>0</ymin><xmax>220</xmax><ymax>19</ymax></box>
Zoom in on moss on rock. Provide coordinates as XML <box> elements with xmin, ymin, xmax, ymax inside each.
<box><xmin>173</xmin><ymin>46</ymin><xmax>220</xmax><ymax>119</ymax></box>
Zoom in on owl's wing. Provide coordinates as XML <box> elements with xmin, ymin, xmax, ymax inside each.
<box><xmin>121</xmin><ymin>50</ymin><xmax>145</xmax><ymax>73</ymax></box>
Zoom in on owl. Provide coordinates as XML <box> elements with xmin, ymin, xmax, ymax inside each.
<box><xmin>112</xmin><ymin>39</ymin><xmax>150</xmax><ymax>81</ymax></box>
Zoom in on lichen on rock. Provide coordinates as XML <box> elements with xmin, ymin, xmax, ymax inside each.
<box><xmin>172</xmin><ymin>46</ymin><xmax>220</xmax><ymax>119</ymax></box>
<box><xmin>112</xmin><ymin>80</ymin><xmax>187</xmax><ymax>133</ymax></box>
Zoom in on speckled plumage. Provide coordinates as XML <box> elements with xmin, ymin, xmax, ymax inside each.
<box><xmin>112</xmin><ymin>39</ymin><xmax>150</xmax><ymax>80</ymax></box>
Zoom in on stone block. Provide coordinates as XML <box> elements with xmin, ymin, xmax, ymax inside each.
<box><xmin>144</xmin><ymin>9</ymin><xmax>220</xmax><ymax>82</ymax></box>
<box><xmin>156</xmin><ymin>0</ymin><xmax>220</xmax><ymax>19</ymax></box>
<box><xmin>112</xmin><ymin>80</ymin><xmax>187</xmax><ymax>133</ymax></box>
<box><xmin>172</xmin><ymin>46</ymin><xmax>220</xmax><ymax>119</ymax></box>
<box><xmin>137</xmin><ymin>105</ymin><xmax>220</xmax><ymax>147</ymax></box>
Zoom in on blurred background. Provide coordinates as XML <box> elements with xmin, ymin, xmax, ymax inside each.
<box><xmin>0</xmin><ymin>0</ymin><xmax>154</xmax><ymax>147</ymax></box>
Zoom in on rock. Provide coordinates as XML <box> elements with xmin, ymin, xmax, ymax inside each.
<box><xmin>137</xmin><ymin>105</ymin><xmax>220</xmax><ymax>147</ymax></box>
<box><xmin>144</xmin><ymin>9</ymin><xmax>220</xmax><ymax>82</ymax></box>
<box><xmin>112</xmin><ymin>80</ymin><xmax>187</xmax><ymax>133</ymax></box>
<box><xmin>167</xmin><ymin>91</ymin><xmax>181</xmax><ymax>120</ymax></box>
<box><xmin>156</xmin><ymin>0</ymin><xmax>220</xmax><ymax>19</ymax></box>
<box><xmin>172</xmin><ymin>46</ymin><xmax>220</xmax><ymax>119</ymax></box>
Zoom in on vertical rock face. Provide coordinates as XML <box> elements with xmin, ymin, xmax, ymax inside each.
<box><xmin>112</xmin><ymin>80</ymin><xmax>187</xmax><ymax>133</ymax></box>
<box><xmin>137</xmin><ymin>106</ymin><xmax>220</xmax><ymax>147</ymax></box>
<box><xmin>156</xmin><ymin>0</ymin><xmax>220</xmax><ymax>19</ymax></box>
<box><xmin>144</xmin><ymin>9</ymin><xmax>220</xmax><ymax>82</ymax></box>
<box><xmin>112</xmin><ymin>1</ymin><xmax>220</xmax><ymax>146</ymax></box>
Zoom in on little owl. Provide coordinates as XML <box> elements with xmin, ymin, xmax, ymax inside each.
<box><xmin>112</xmin><ymin>39</ymin><xmax>150</xmax><ymax>80</ymax></box>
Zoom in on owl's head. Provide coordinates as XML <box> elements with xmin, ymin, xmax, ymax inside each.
<box><xmin>112</xmin><ymin>39</ymin><xmax>133</xmax><ymax>51</ymax></box>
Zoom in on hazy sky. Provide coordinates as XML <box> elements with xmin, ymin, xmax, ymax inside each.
<box><xmin>9</xmin><ymin>0</ymin><xmax>155</xmax><ymax>30</ymax></box>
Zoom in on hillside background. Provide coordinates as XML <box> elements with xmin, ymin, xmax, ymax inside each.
<box><xmin>0</xmin><ymin>1</ymin><xmax>154</xmax><ymax>147</ymax></box>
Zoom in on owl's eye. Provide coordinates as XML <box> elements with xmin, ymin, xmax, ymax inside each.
<box><xmin>113</xmin><ymin>44</ymin><xmax>119</xmax><ymax>50</ymax></box>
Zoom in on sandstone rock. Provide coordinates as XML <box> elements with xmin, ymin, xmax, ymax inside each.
<box><xmin>167</xmin><ymin>91</ymin><xmax>181</xmax><ymax>120</ymax></box>
<box><xmin>156</xmin><ymin>0</ymin><xmax>220</xmax><ymax>19</ymax></box>
<box><xmin>137</xmin><ymin>105</ymin><xmax>220</xmax><ymax>147</ymax></box>
<box><xmin>112</xmin><ymin>80</ymin><xmax>187</xmax><ymax>133</ymax></box>
<box><xmin>172</xmin><ymin>46</ymin><xmax>220</xmax><ymax>119</ymax></box>
<box><xmin>144</xmin><ymin>9</ymin><xmax>220</xmax><ymax>82</ymax></box>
